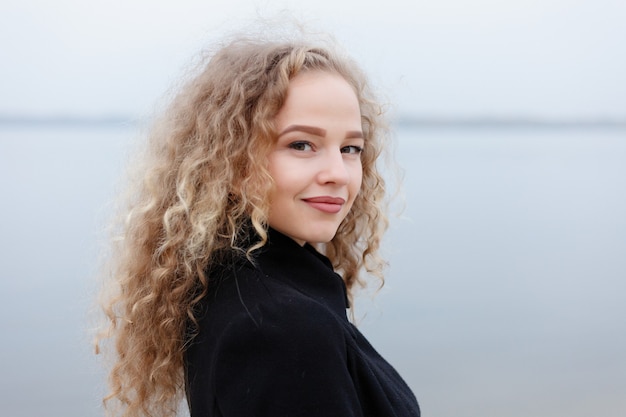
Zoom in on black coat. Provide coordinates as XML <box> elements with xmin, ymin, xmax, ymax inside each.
<box><xmin>184</xmin><ymin>229</ymin><xmax>420</xmax><ymax>417</ymax></box>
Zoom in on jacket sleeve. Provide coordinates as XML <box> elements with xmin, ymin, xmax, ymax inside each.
<box><xmin>210</xmin><ymin>299</ymin><xmax>363</xmax><ymax>417</ymax></box>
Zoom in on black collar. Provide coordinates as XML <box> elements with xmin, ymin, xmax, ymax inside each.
<box><xmin>252</xmin><ymin>228</ymin><xmax>350</xmax><ymax>311</ymax></box>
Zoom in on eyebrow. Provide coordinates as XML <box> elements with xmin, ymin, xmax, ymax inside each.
<box><xmin>278</xmin><ymin>124</ymin><xmax>363</xmax><ymax>139</ymax></box>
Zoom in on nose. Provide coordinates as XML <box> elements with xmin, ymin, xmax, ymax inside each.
<box><xmin>317</xmin><ymin>149</ymin><xmax>350</xmax><ymax>185</ymax></box>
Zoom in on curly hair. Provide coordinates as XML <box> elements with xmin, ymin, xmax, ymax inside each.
<box><xmin>97</xmin><ymin>32</ymin><xmax>391</xmax><ymax>417</ymax></box>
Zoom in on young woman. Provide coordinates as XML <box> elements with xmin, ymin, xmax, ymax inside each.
<box><xmin>98</xmin><ymin>33</ymin><xmax>420</xmax><ymax>417</ymax></box>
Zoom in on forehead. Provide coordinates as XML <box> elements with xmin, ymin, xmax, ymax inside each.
<box><xmin>285</xmin><ymin>70</ymin><xmax>357</xmax><ymax>100</ymax></box>
<box><xmin>275</xmin><ymin>71</ymin><xmax>362</xmax><ymax>131</ymax></box>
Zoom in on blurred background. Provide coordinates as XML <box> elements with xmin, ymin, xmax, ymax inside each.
<box><xmin>1</xmin><ymin>1</ymin><xmax>625</xmax><ymax>416</ymax></box>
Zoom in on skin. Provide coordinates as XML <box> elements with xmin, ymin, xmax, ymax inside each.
<box><xmin>267</xmin><ymin>70</ymin><xmax>364</xmax><ymax>246</ymax></box>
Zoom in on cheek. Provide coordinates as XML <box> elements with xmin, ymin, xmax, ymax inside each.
<box><xmin>267</xmin><ymin>156</ymin><xmax>283</xmax><ymax>187</ymax></box>
<box><xmin>267</xmin><ymin>159</ymin><xmax>296</xmax><ymax>202</ymax></box>
<box><xmin>354</xmin><ymin>162</ymin><xmax>364</xmax><ymax>189</ymax></box>
<box><xmin>347</xmin><ymin>164</ymin><xmax>364</xmax><ymax>204</ymax></box>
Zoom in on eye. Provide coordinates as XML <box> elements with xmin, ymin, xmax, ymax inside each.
<box><xmin>288</xmin><ymin>141</ymin><xmax>313</xmax><ymax>151</ymax></box>
<box><xmin>341</xmin><ymin>145</ymin><xmax>363</xmax><ymax>155</ymax></box>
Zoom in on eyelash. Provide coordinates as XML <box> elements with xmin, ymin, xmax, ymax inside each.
<box><xmin>288</xmin><ymin>141</ymin><xmax>364</xmax><ymax>155</ymax></box>
<box><xmin>342</xmin><ymin>145</ymin><xmax>363</xmax><ymax>155</ymax></box>
<box><xmin>288</xmin><ymin>141</ymin><xmax>313</xmax><ymax>151</ymax></box>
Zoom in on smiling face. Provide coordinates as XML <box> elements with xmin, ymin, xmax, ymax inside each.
<box><xmin>267</xmin><ymin>71</ymin><xmax>364</xmax><ymax>245</ymax></box>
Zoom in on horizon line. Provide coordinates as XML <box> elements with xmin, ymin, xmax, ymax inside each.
<box><xmin>1</xmin><ymin>114</ymin><xmax>626</xmax><ymax>129</ymax></box>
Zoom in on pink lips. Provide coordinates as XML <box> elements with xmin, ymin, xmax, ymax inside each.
<box><xmin>302</xmin><ymin>196</ymin><xmax>346</xmax><ymax>214</ymax></box>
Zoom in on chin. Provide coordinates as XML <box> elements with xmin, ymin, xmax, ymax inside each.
<box><xmin>303</xmin><ymin>229</ymin><xmax>339</xmax><ymax>245</ymax></box>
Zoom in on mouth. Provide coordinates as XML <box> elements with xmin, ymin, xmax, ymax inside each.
<box><xmin>302</xmin><ymin>196</ymin><xmax>346</xmax><ymax>214</ymax></box>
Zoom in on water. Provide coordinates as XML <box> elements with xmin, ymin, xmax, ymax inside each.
<box><xmin>1</xmin><ymin>124</ymin><xmax>624</xmax><ymax>416</ymax></box>
<box><xmin>371</xmin><ymin>126</ymin><xmax>626</xmax><ymax>416</ymax></box>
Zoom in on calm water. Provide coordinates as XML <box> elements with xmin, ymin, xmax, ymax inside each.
<box><xmin>1</xmin><ymin>124</ymin><xmax>625</xmax><ymax>417</ymax></box>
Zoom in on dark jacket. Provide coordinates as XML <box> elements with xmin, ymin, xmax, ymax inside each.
<box><xmin>184</xmin><ymin>229</ymin><xmax>420</xmax><ymax>417</ymax></box>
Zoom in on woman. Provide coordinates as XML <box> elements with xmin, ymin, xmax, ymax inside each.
<box><xmin>98</xmin><ymin>32</ymin><xmax>420</xmax><ymax>417</ymax></box>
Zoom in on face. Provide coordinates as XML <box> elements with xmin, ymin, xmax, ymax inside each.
<box><xmin>267</xmin><ymin>71</ymin><xmax>364</xmax><ymax>246</ymax></box>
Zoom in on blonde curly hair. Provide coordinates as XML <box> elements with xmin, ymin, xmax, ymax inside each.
<box><xmin>97</xmin><ymin>32</ymin><xmax>391</xmax><ymax>417</ymax></box>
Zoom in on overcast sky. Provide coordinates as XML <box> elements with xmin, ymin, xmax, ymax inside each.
<box><xmin>1</xmin><ymin>0</ymin><xmax>625</xmax><ymax>120</ymax></box>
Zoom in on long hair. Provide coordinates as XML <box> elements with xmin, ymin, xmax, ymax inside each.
<box><xmin>97</xmin><ymin>33</ymin><xmax>390</xmax><ymax>417</ymax></box>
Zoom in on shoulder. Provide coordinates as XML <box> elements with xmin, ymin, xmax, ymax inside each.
<box><xmin>185</xmin><ymin>254</ymin><xmax>362</xmax><ymax>417</ymax></box>
<box><xmin>199</xmin><ymin>260</ymin><xmax>345</xmax><ymax>347</ymax></box>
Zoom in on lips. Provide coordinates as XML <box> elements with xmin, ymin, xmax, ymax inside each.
<box><xmin>302</xmin><ymin>196</ymin><xmax>346</xmax><ymax>214</ymax></box>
